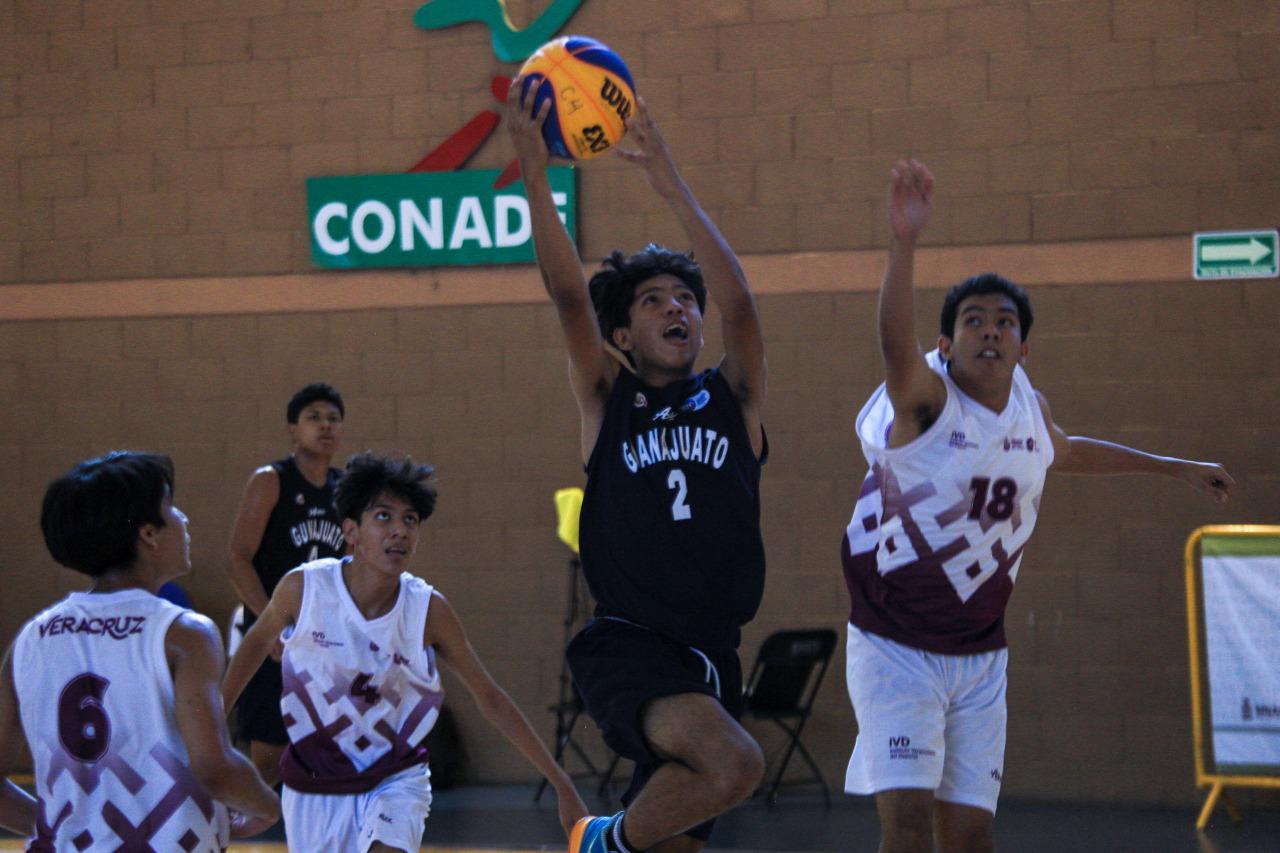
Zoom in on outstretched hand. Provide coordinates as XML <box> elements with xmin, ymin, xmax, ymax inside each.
<box><xmin>889</xmin><ymin>158</ymin><xmax>933</xmax><ymax>242</ymax></box>
<box><xmin>1176</xmin><ymin>460</ymin><xmax>1235</xmax><ymax>503</ymax></box>
<box><xmin>506</xmin><ymin>76</ymin><xmax>552</xmax><ymax>172</ymax></box>
<box><xmin>615</xmin><ymin>96</ymin><xmax>683</xmax><ymax>196</ymax></box>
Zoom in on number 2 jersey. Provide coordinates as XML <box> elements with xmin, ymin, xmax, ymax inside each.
<box><xmin>842</xmin><ymin>351</ymin><xmax>1054</xmax><ymax>655</ymax></box>
<box><xmin>278</xmin><ymin>558</ymin><xmax>445</xmax><ymax>794</ymax></box>
<box><xmin>12</xmin><ymin>589</ymin><xmax>230</xmax><ymax>852</ymax></box>
<box><xmin>579</xmin><ymin>367</ymin><xmax>767</xmax><ymax>653</ymax></box>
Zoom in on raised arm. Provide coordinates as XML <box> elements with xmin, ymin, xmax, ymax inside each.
<box><xmin>425</xmin><ymin>591</ymin><xmax>588</xmax><ymax>837</ymax></box>
<box><xmin>1036</xmin><ymin>392</ymin><xmax>1234</xmax><ymax>502</ymax></box>
<box><xmin>507</xmin><ymin>80</ymin><xmax>617</xmax><ymax>458</ymax></box>
<box><xmin>221</xmin><ymin>570</ymin><xmax>302</xmax><ymax>712</ymax></box>
<box><xmin>880</xmin><ymin>159</ymin><xmax>946</xmax><ymax>447</ymax></box>
<box><xmin>225</xmin><ymin>467</ymin><xmax>279</xmax><ymax>618</ymax></box>
<box><xmin>167</xmin><ymin>613</ymin><xmax>280</xmax><ymax>835</ymax></box>
<box><xmin>616</xmin><ymin>98</ymin><xmax>766</xmax><ymax>451</ymax></box>
<box><xmin>0</xmin><ymin>647</ymin><xmax>36</xmax><ymax>836</ymax></box>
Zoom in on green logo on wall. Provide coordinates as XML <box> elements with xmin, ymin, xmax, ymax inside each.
<box><xmin>307</xmin><ymin>169</ymin><xmax>575</xmax><ymax>269</ymax></box>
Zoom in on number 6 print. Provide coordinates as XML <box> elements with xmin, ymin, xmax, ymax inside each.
<box><xmin>58</xmin><ymin>673</ymin><xmax>111</xmax><ymax>763</ymax></box>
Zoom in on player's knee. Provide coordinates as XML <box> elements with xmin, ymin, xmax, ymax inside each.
<box><xmin>706</xmin><ymin>735</ymin><xmax>764</xmax><ymax>805</ymax></box>
<box><xmin>877</xmin><ymin>793</ymin><xmax>934</xmax><ymax>853</ymax></box>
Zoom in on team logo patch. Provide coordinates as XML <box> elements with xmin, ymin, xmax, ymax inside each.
<box><xmin>681</xmin><ymin>389</ymin><xmax>711</xmax><ymax>414</ymax></box>
<box><xmin>634</xmin><ymin>392</ymin><xmax>647</xmax><ymax>408</ymax></box>
<box><xmin>295</xmin><ymin>493</ymin><xmax>306</xmax><ymax>505</ymax></box>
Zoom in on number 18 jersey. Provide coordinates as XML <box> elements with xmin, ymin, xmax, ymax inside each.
<box><xmin>579</xmin><ymin>368</ymin><xmax>766</xmax><ymax>653</ymax></box>
<box><xmin>841</xmin><ymin>352</ymin><xmax>1054</xmax><ymax>655</ymax></box>
<box><xmin>12</xmin><ymin>589</ymin><xmax>229</xmax><ymax>852</ymax></box>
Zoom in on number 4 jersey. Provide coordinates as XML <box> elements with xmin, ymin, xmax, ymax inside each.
<box><xmin>12</xmin><ymin>589</ymin><xmax>230</xmax><ymax>852</ymax></box>
<box><xmin>579</xmin><ymin>368</ymin><xmax>766</xmax><ymax>653</ymax></box>
<box><xmin>842</xmin><ymin>351</ymin><xmax>1054</xmax><ymax>654</ymax></box>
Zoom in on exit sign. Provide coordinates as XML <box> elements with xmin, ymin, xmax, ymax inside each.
<box><xmin>1194</xmin><ymin>230</ymin><xmax>1279</xmax><ymax>280</ymax></box>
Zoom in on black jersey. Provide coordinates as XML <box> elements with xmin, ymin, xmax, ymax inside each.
<box><xmin>252</xmin><ymin>456</ymin><xmax>345</xmax><ymax>596</ymax></box>
<box><xmin>579</xmin><ymin>368</ymin><xmax>767</xmax><ymax>652</ymax></box>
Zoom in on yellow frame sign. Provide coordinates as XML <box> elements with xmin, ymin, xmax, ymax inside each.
<box><xmin>1185</xmin><ymin>524</ymin><xmax>1280</xmax><ymax>830</ymax></box>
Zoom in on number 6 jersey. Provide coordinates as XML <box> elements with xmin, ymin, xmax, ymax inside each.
<box><xmin>12</xmin><ymin>589</ymin><xmax>230</xmax><ymax>852</ymax></box>
<box><xmin>842</xmin><ymin>351</ymin><xmax>1054</xmax><ymax>655</ymax></box>
<box><xmin>579</xmin><ymin>368</ymin><xmax>767</xmax><ymax>653</ymax></box>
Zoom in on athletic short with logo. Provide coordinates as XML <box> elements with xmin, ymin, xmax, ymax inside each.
<box><xmin>567</xmin><ymin>617</ymin><xmax>743</xmax><ymax>842</ymax></box>
<box><xmin>282</xmin><ymin>763</ymin><xmax>432</xmax><ymax>853</ymax></box>
<box><xmin>844</xmin><ymin>623</ymin><xmax>1007</xmax><ymax>814</ymax></box>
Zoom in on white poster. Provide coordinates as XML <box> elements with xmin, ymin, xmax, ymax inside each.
<box><xmin>1202</xmin><ymin>547</ymin><xmax>1280</xmax><ymax>773</ymax></box>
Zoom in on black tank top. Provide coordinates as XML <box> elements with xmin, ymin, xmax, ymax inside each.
<box><xmin>579</xmin><ymin>368</ymin><xmax>767</xmax><ymax>652</ymax></box>
<box><xmin>252</xmin><ymin>457</ymin><xmax>345</xmax><ymax>596</ymax></box>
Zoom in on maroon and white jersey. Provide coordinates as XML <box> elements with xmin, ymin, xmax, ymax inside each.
<box><xmin>842</xmin><ymin>351</ymin><xmax>1054</xmax><ymax>654</ymax></box>
<box><xmin>12</xmin><ymin>589</ymin><xmax>229</xmax><ymax>852</ymax></box>
<box><xmin>278</xmin><ymin>559</ymin><xmax>444</xmax><ymax>794</ymax></box>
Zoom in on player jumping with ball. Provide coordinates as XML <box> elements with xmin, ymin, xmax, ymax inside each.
<box><xmin>842</xmin><ymin>159</ymin><xmax>1235</xmax><ymax>853</ymax></box>
<box><xmin>509</xmin><ymin>81</ymin><xmax>768</xmax><ymax>853</ymax></box>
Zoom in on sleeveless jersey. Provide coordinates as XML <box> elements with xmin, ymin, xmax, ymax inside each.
<box><xmin>278</xmin><ymin>559</ymin><xmax>445</xmax><ymax>794</ymax></box>
<box><xmin>579</xmin><ymin>367</ymin><xmax>767</xmax><ymax>652</ymax></box>
<box><xmin>12</xmin><ymin>589</ymin><xmax>230</xmax><ymax>852</ymax></box>
<box><xmin>841</xmin><ymin>351</ymin><xmax>1054</xmax><ymax>654</ymax></box>
<box><xmin>252</xmin><ymin>456</ymin><xmax>344</xmax><ymax>598</ymax></box>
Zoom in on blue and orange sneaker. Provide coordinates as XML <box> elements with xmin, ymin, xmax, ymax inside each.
<box><xmin>568</xmin><ymin>812</ymin><xmax>623</xmax><ymax>853</ymax></box>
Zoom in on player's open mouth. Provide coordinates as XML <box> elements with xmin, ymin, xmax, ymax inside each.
<box><xmin>978</xmin><ymin>349</ymin><xmax>1000</xmax><ymax>359</ymax></box>
<box><xmin>663</xmin><ymin>323</ymin><xmax>688</xmax><ymax>341</ymax></box>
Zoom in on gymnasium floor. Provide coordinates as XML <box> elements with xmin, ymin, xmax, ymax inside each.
<box><xmin>2</xmin><ymin>785</ymin><xmax>1276</xmax><ymax>851</ymax></box>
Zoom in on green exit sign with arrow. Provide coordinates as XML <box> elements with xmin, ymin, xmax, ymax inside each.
<box><xmin>1194</xmin><ymin>230</ymin><xmax>1279</xmax><ymax>280</ymax></box>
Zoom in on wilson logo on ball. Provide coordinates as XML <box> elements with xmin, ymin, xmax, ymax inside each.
<box><xmin>519</xmin><ymin>35</ymin><xmax>637</xmax><ymax>160</ymax></box>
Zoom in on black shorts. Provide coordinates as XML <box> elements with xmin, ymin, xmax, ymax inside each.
<box><xmin>565</xmin><ymin>617</ymin><xmax>744</xmax><ymax>842</ymax></box>
<box><xmin>233</xmin><ymin>657</ymin><xmax>288</xmax><ymax>746</ymax></box>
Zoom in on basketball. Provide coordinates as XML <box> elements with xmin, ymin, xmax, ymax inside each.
<box><xmin>518</xmin><ymin>35</ymin><xmax>637</xmax><ymax>161</ymax></box>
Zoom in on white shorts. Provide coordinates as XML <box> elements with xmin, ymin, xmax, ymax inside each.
<box><xmin>844</xmin><ymin>623</ymin><xmax>1007</xmax><ymax>813</ymax></box>
<box><xmin>282</xmin><ymin>764</ymin><xmax>432</xmax><ymax>853</ymax></box>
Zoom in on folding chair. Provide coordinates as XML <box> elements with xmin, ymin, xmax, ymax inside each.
<box><xmin>742</xmin><ymin>628</ymin><xmax>838</xmax><ymax>804</ymax></box>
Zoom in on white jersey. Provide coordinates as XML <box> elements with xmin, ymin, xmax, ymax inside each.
<box><xmin>12</xmin><ymin>589</ymin><xmax>230</xmax><ymax>852</ymax></box>
<box><xmin>841</xmin><ymin>351</ymin><xmax>1054</xmax><ymax>654</ymax></box>
<box><xmin>278</xmin><ymin>558</ymin><xmax>445</xmax><ymax>794</ymax></box>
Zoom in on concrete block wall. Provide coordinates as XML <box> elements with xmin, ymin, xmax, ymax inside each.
<box><xmin>1</xmin><ymin>1</ymin><xmax>1277</xmax><ymax>281</ymax></box>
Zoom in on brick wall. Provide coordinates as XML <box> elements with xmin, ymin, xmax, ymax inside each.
<box><xmin>1</xmin><ymin>276</ymin><xmax>1275</xmax><ymax>801</ymax></box>
<box><xmin>2</xmin><ymin>1</ymin><xmax>1277</xmax><ymax>281</ymax></box>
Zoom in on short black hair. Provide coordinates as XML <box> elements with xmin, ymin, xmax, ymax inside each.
<box><xmin>588</xmin><ymin>244</ymin><xmax>707</xmax><ymax>348</ymax></box>
<box><xmin>939</xmin><ymin>273</ymin><xmax>1034</xmax><ymax>341</ymax></box>
<box><xmin>287</xmin><ymin>382</ymin><xmax>345</xmax><ymax>423</ymax></box>
<box><xmin>41</xmin><ymin>451</ymin><xmax>174</xmax><ymax>577</ymax></box>
<box><xmin>335</xmin><ymin>451</ymin><xmax>437</xmax><ymax>523</ymax></box>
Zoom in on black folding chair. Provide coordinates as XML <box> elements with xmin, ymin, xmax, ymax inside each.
<box><xmin>742</xmin><ymin>628</ymin><xmax>838</xmax><ymax>804</ymax></box>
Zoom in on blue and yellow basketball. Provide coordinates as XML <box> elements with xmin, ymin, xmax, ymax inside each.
<box><xmin>518</xmin><ymin>36</ymin><xmax>637</xmax><ymax>161</ymax></box>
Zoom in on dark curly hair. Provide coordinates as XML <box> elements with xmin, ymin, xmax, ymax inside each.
<box><xmin>335</xmin><ymin>451</ymin><xmax>437</xmax><ymax>523</ymax></box>
<box><xmin>588</xmin><ymin>244</ymin><xmax>707</xmax><ymax>350</ymax></box>
<box><xmin>939</xmin><ymin>273</ymin><xmax>1034</xmax><ymax>341</ymax></box>
<box><xmin>41</xmin><ymin>451</ymin><xmax>175</xmax><ymax>577</ymax></box>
